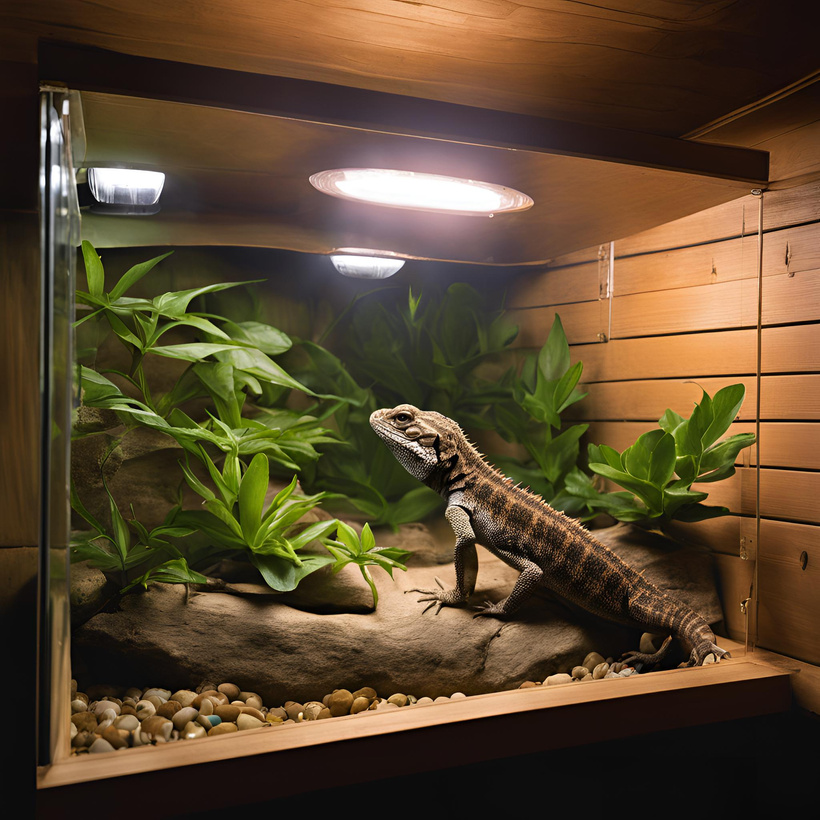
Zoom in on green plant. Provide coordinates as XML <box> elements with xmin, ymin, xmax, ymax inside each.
<box><xmin>491</xmin><ymin>315</ymin><xmax>592</xmax><ymax>515</ymax></box>
<box><xmin>569</xmin><ymin>384</ymin><xmax>755</xmax><ymax>525</ymax></box>
<box><xmin>70</xmin><ymin>479</ymin><xmax>205</xmax><ymax>592</ymax></box>
<box><xmin>324</xmin><ymin>521</ymin><xmax>410</xmax><ymax>606</ymax></box>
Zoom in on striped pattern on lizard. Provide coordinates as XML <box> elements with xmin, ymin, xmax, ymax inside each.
<box><xmin>370</xmin><ymin>403</ymin><xmax>729</xmax><ymax>668</ymax></box>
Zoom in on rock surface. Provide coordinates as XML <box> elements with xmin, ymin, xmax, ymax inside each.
<box><xmin>71</xmin><ymin>522</ymin><xmax>725</xmax><ymax>705</ymax></box>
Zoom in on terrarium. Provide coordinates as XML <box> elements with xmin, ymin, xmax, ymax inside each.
<box><xmin>34</xmin><ymin>67</ymin><xmax>796</xmax><ymax>807</ymax></box>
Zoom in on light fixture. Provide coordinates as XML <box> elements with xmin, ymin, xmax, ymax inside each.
<box><xmin>329</xmin><ymin>249</ymin><xmax>406</xmax><ymax>279</ymax></box>
<box><xmin>309</xmin><ymin>168</ymin><xmax>533</xmax><ymax>216</ymax></box>
<box><xmin>87</xmin><ymin>168</ymin><xmax>166</xmax><ymax>215</ymax></box>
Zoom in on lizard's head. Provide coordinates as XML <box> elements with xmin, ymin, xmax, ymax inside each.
<box><xmin>369</xmin><ymin>404</ymin><xmax>463</xmax><ymax>482</ymax></box>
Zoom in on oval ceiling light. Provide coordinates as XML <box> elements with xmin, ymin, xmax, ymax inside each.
<box><xmin>330</xmin><ymin>249</ymin><xmax>406</xmax><ymax>279</ymax></box>
<box><xmin>87</xmin><ymin>168</ymin><xmax>166</xmax><ymax>215</ymax></box>
<box><xmin>309</xmin><ymin>168</ymin><xmax>533</xmax><ymax>216</ymax></box>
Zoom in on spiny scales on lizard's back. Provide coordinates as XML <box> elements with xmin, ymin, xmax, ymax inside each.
<box><xmin>370</xmin><ymin>403</ymin><xmax>728</xmax><ymax>667</ymax></box>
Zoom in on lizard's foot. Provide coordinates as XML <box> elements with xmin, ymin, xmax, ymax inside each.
<box><xmin>620</xmin><ymin>635</ymin><xmax>673</xmax><ymax>669</ymax></box>
<box><xmin>471</xmin><ymin>599</ymin><xmax>510</xmax><ymax>619</ymax></box>
<box><xmin>686</xmin><ymin>640</ymin><xmax>731</xmax><ymax>667</ymax></box>
<box><xmin>406</xmin><ymin>577</ymin><xmax>467</xmax><ymax>615</ymax></box>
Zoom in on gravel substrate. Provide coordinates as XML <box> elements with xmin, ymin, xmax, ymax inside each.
<box><xmin>68</xmin><ymin>643</ymin><xmax>679</xmax><ymax>755</ymax></box>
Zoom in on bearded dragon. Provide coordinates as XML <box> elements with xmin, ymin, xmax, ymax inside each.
<box><xmin>370</xmin><ymin>404</ymin><xmax>728</xmax><ymax>667</ymax></box>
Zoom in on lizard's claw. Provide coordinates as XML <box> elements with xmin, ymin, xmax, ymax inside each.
<box><xmin>620</xmin><ymin>635</ymin><xmax>674</xmax><ymax>669</ymax></box>
<box><xmin>471</xmin><ymin>599</ymin><xmax>506</xmax><ymax>618</ymax></box>
<box><xmin>406</xmin><ymin>578</ymin><xmax>465</xmax><ymax>614</ymax></box>
<box><xmin>686</xmin><ymin>641</ymin><xmax>731</xmax><ymax>667</ymax></box>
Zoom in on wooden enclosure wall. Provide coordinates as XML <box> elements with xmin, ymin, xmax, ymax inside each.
<box><xmin>508</xmin><ymin>181</ymin><xmax>820</xmax><ymax>669</ymax></box>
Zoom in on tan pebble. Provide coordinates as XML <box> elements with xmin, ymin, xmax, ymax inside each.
<box><xmin>124</xmin><ymin>688</ymin><xmax>142</xmax><ymax>701</ymax></box>
<box><xmin>214</xmin><ymin>704</ymin><xmax>241</xmax><ymax>723</ymax></box>
<box><xmin>592</xmin><ymin>662</ymin><xmax>610</xmax><ymax>680</ymax></box>
<box><xmin>217</xmin><ymin>683</ymin><xmax>240</xmax><ymax>701</ymax></box>
<box><xmin>92</xmin><ymin>700</ymin><xmax>121</xmax><ymax>717</ymax></box>
<box><xmin>140</xmin><ymin>716</ymin><xmax>173</xmax><ymax>741</ymax></box>
<box><xmin>322</xmin><ymin>694</ymin><xmax>332</xmax><ymax>707</ymax></box>
<box><xmin>143</xmin><ymin>688</ymin><xmax>171</xmax><ymax>702</ymax></box>
<box><xmin>545</xmin><ymin>673</ymin><xmax>573</xmax><ymax>686</ymax></box>
<box><xmin>284</xmin><ymin>703</ymin><xmax>304</xmax><ymax>722</ymax></box>
<box><xmin>114</xmin><ymin>714</ymin><xmax>139</xmax><ymax>732</ymax></box>
<box><xmin>182</xmin><ymin>721</ymin><xmax>207</xmax><ymax>740</ymax></box>
<box><xmin>571</xmin><ymin>666</ymin><xmax>589</xmax><ymax>680</ymax></box>
<box><xmin>317</xmin><ymin>708</ymin><xmax>332</xmax><ymax>720</ymax></box>
<box><xmin>208</xmin><ymin>722</ymin><xmax>239</xmax><ymax>736</ymax></box>
<box><xmin>352</xmin><ymin>686</ymin><xmax>377</xmax><ymax>701</ymax></box>
<box><xmin>197</xmin><ymin>715</ymin><xmax>212</xmax><ymax>729</ymax></box>
<box><xmin>89</xmin><ymin>737</ymin><xmax>115</xmax><ymax>754</ymax></box>
<box><xmin>328</xmin><ymin>689</ymin><xmax>354</xmax><ymax>717</ymax></box>
<box><xmin>200</xmin><ymin>689</ymin><xmax>228</xmax><ymax>705</ymax></box>
<box><xmin>237</xmin><ymin>714</ymin><xmax>266</xmax><ymax>731</ymax></box>
<box><xmin>581</xmin><ymin>673</ymin><xmax>593</xmax><ymax>681</ymax></box>
<box><xmin>583</xmin><ymin>652</ymin><xmax>605</xmax><ymax>670</ymax></box>
<box><xmin>239</xmin><ymin>706</ymin><xmax>266</xmax><ymax>721</ymax></box>
<box><xmin>640</xmin><ymin>632</ymin><xmax>666</xmax><ymax>655</ymax></box>
<box><xmin>368</xmin><ymin>699</ymin><xmax>381</xmax><ymax>710</ymax></box>
<box><xmin>197</xmin><ymin>697</ymin><xmax>214</xmax><ymax>716</ymax></box>
<box><xmin>302</xmin><ymin>701</ymin><xmax>325</xmax><ymax>721</ymax></box>
<box><xmin>703</xmin><ymin>653</ymin><xmax>717</xmax><ymax>665</ymax></box>
<box><xmin>170</xmin><ymin>690</ymin><xmax>197</xmax><ymax>708</ymax></box>
<box><xmin>101</xmin><ymin>725</ymin><xmax>128</xmax><ymax>750</ymax></box>
<box><xmin>244</xmin><ymin>694</ymin><xmax>263</xmax><ymax>711</ymax></box>
<box><xmin>451</xmin><ymin>692</ymin><xmax>466</xmax><ymax>699</ymax></box>
<box><xmin>377</xmin><ymin>701</ymin><xmax>399</xmax><ymax>710</ymax></box>
<box><xmin>518</xmin><ymin>681</ymin><xmax>538</xmax><ymax>689</ymax></box>
<box><xmin>196</xmin><ymin>682</ymin><xmax>218</xmax><ymax>694</ymax></box>
<box><xmin>72</xmin><ymin>731</ymin><xmax>93</xmax><ymax>748</ymax></box>
<box><xmin>387</xmin><ymin>693</ymin><xmax>408</xmax><ymax>708</ymax></box>
<box><xmin>120</xmin><ymin>704</ymin><xmax>137</xmax><ymax>717</ymax></box>
<box><xmin>135</xmin><ymin>700</ymin><xmax>157</xmax><ymax>719</ymax></box>
<box><xmin>172</xmin><ymin>707</ymin><xmax>199</xmax><ymax>731</ymax></box>
<box><xmin>71</xmin><ymin>699</ymin><xmax>88</xmax><ymax>714</ymax></box>
<box><xmin>71</xmin><ymin>712</ymin><xmax>97</xmax><ymax>732</ymax></box>
<box><xmin>434</xmin><ymin>696</ymin><xmax>450</xmax><ymax>703</ymax></box>
<box><xmin>144</xmin><ymin>696</ymin><xmax>164</xmax><ymax>710</ymax></box>
<box><xmin>157</xmin><ymin>700</ymin><xmax>182</xmax><ymax>719</ymax></box>
<box><xmin>267</xmin><ymin>706</ymin><xmax>288</xmax><ymax>721</ymax></box>
<box><xmin>351</xmin><ymin>697</ymin><xmax>371</xmax><ymax>714</ymax></box>
<box><xmin>70</xmin><ymin>722</ymin><xmax>77</xmax><ymax>740</ymax></box>
<box><xmin>415</xmin><ymin>697</ymin><xmax>433</xmax><ymax>706</ymax></box>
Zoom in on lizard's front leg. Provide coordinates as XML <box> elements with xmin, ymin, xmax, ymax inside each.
<box><xmin>408</xmin><ymin>505</ymin><xmax>478</xmax><ymax>615</ymax></box>
<box><xmin>473</xmin><ymin>545</ymin><xmax>543</xmax><ymax>618</ymax></box>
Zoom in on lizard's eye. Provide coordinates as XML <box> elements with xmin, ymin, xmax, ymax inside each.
<box><xmin>394</xmin><ymin>412</ymin><xmax>412</xmax><ymax>423</ymax></box>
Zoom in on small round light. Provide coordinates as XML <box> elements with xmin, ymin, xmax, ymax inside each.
<box><xmin>330</xmin><ymin>252</ymin><xmax>406</xmax><ymax>279</ymax></box>
<box><xmin>309</xmin><ymin>168</ymin><xmax>533</xmax><ymax>216</ymax></box>
<box><xmin>88</xmin><ymin>168</ymin><xmax>166</xmax><ymax>206</ymax></box>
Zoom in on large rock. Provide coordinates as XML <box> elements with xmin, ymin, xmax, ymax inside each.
<box><xmin>71</xmin><ymin>522</ymin><xmax>725</xmax><ymax>704</ymax></box>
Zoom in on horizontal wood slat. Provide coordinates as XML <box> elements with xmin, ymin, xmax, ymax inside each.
<box><xmin>757</xmin><ymin>519</ymin><xmax>820</xmax><ymax>664</ymax></box>
<box><xmin>510</xmin><ymin>301</ymin><xmax>607</xmax><ymax>347</ymax></box>
<box><xmin>666</xmin><ymin>516</ymin><xmax>746</xmax><ymax>558</ymax></box>
<box><xmin>567</xmin><ymin>324</ymin><xmax>820</xmax><ymax>382</ymax></box>
<box><xmin>565</xmin><ymin>375</ymin><xmax>820</xmax><ymax>422</ymax></box>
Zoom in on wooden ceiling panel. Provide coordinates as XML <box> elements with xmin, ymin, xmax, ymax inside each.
<box><xmin>8</xmin><ymin>0</ymin><xmax>818</xmax><ymax>136</ymax></box>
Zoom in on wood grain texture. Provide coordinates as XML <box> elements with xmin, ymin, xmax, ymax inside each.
<box><xmin>5</xmin><ymin>1</ymin><xmax>817</xmax><ymax>138</ymax></box>
<box><xmin>0</xmin><ymin>213</ymin><xmax>40</xmax><ymax>547</ymax></box>
<box><xmin>757</xmin><ymin>519</ymin><xmax>820</xmax><ymax>664</ymax></box>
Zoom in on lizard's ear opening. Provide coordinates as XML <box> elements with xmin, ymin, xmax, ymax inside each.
<box><xmin>434</xmin><ymin>429</ymin><xmax>459</xmax><ymax>462</ymax></box>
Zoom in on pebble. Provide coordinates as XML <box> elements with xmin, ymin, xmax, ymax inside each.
<box><xmin>237</xmin><ymin>714</ymin><xmax>266</xmax><ymax>731</ymax></box>
<box><xmin>69</xmin><ymin>640</ymin><xmax>666</xmax><ymax>758</ymax></box>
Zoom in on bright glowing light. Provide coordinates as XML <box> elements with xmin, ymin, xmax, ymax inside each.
<box><xmin>309</xmin><ymin>168</ymin><xmax>533</xmax><ymax>215</ymax></box>
<box><xmin>88</xmin><ymin>168</ymin><xmax>166</xmax><ymax>206</ymax></box>
<box><xmin>330</xmin><ymin>253</ymin><xmax>406</xmax><ymax>279</ymax></box>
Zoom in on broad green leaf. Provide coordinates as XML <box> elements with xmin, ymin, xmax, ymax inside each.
<box><xmin>588</xmin><ymin>443</ymin><xmax>622</xmax><ymax>471</ymax></box>
<box><xmin>150</xmin><ymin>342</ymin><xmax>246</xmax><ymax>362</ymax></box>
<box><xmin>673</xmin><ymin>503</ymin><xmax>730</xmax><ymax>523</ymax></box>
<box><xmin>152</xmin><ymin>280</ymin><xmax>262</xmax><ymax>317</ymax></box>
<box><xmin>699</xmin><ymin>432</ymin><xmax>755</xmax><ymax>477</ymax></box>
<box><xmin>702</xmin><ymin>384</ymin><xmax>746</xmax><ymax>449</ymax></box>
<box><xmin>663</xmin><ymin>486</ymin><xmax>709</xmax><ymax>518</ymax></box>
<box><xmin>215</xmin><ymin>347</ymin><xmax>315</xmax><ymax>394</ymax></box>
<box><xmin>287</xmin><ymin>519</ymin><xmax>340</xmax><ymax>551</ymax></box>
<box><xmin>249</xmin><ymin>552</ymin><xmax>333</xmax><ymax>591</ymax></box>
<box><xmin>538</xmin><ymin>315</ymin><xmax>571</xmax><ymax>381</ymax></box>
<box><xmin>588</xmin><ymin>463</ymin><xmax>663</xmax><ymax>514</ymax></box>
<box><xmin>553</xmin><ymin>361</ymin><xmax>584</xmax><ymax>416</ymax></box>
<box><xmin>109</xmin><ymin>251</ymin><xmax>173</xmax><ymax>300</ymax></box>
<box><xmin>647</xmin><ymin>431</ymin><xmax>676</xmax><ymax>488</ymax></box>
<box><xmin>659</xmin><ymin>408</ymin><xmax>685</xmax><ymax>434</ymax></box>
<box><xmin>82</xmin><ymin>241</ymin><xmax>105</xmax><ymax>299</ymax></box>
<box><xmin>223</xmin><ymin>320</ymin><xmax>292</xmax><ymax>355</ymax></box>
<box><xmin>624</xmin><ymin>429</ymin><xmax>666</xmax><ymax>480</ymax></box>
<box><xmin>238</xmin><ymin>453</ymin><xmax>269</xmax><ymax>544</ymax></box>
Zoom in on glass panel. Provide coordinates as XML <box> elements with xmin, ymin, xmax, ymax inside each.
<box><xmin>38</xmin><ymin>91</ymin><xmax>80</xmax><ymax>766</ymax></box>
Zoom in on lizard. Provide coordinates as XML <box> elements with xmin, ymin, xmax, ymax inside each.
<box><xmin>369</xmin><ymin>403</ymin><xmax>729</xmax><ymax>668</ymax></box>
